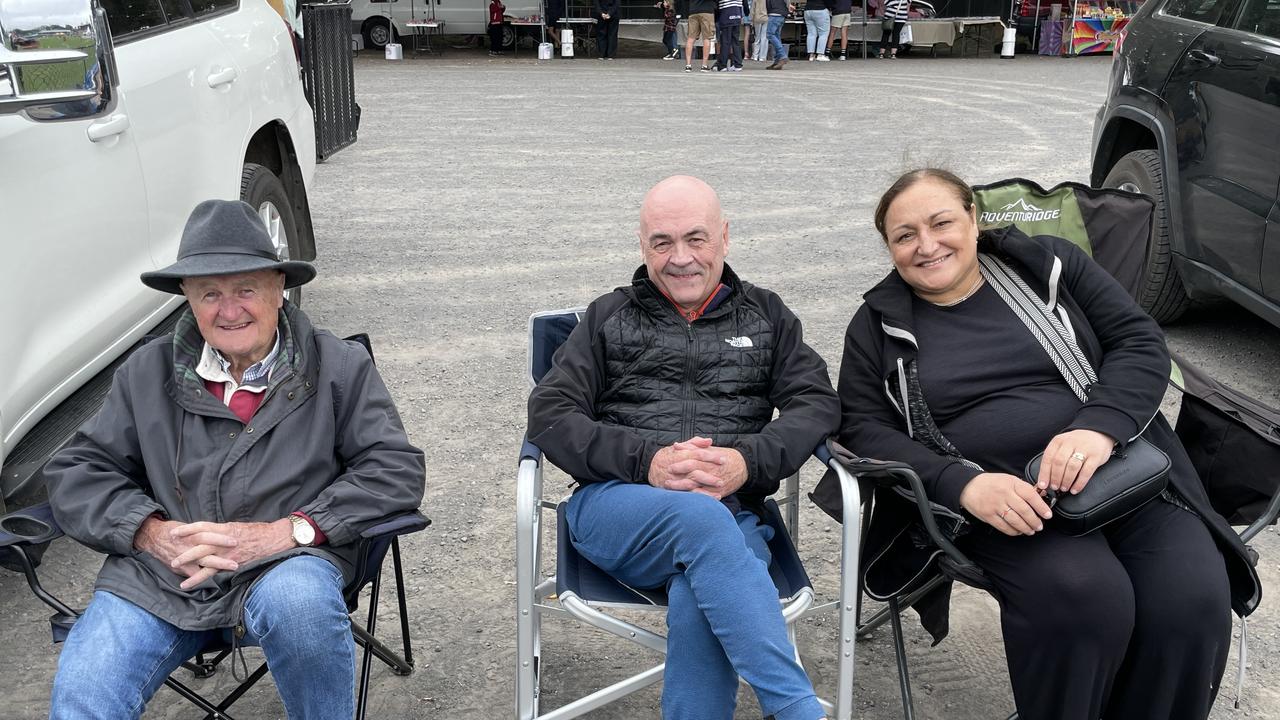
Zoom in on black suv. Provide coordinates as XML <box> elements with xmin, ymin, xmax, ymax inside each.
<box><xmin>1090</xmin><ymin>0</ymin><xmax>1280</xmax><ymax>326</ymax></box>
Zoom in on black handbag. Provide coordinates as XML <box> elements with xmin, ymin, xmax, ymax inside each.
<box><xmin>1024</xmin><ymin>436</ymin><xmax>1171</xmax><ymax>537</ymax></box>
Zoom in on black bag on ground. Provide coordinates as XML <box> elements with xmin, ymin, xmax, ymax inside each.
<box><xmin>1172</xmin><ymin>353</ymin><xmax>1280</xmax><ymax>525</ymax></box>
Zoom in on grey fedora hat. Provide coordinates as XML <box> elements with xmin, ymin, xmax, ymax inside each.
<box><xmin>140</xmin><ymin>199</ymin><xmax>316</xmax><ymax>295</ymax></box>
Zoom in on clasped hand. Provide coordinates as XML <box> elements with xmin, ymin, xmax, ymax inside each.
<box><xmin>648</xmin><ymin>436</ymin><xmax>747</xmax><ymax>500</ymax></box>
<box><xmin>133</xmin><ymin>516</ymin><xmax>294</xmax><ymax>590</ymax></box>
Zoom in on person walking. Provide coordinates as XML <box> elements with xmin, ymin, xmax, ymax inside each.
<box><xmin>803</xmin><ymin>0</ymin><xmax>830</xmax><ymax>61</ymax></box>
<box><xmin>595</xmin><ymin>0</ymin><xmax>621</xmax><ymax>59</ymax></box>
<box><xmin>765</xmin><ymin>0</ymin><xmax>794</xmax><ymax>68</ymax></box>
<box><xmin>826</xmin><ymin>0</ymin><xmax>852</xmax><ymax>59</ymax></box>
<box><xmin>750</xmin><ymin>0</ymin><xmax>771</xmax><ymax>60</ymax></box>
<box><xmin>657</xmin><ymin>0</ymin><xmax>679</xmax><ymax>58</ymax></box>
<box><xmin>715</xmin><ymin>0</ymin><xmax>746</xmax><ymax>70</ymax></box>
<box><xmin>878</xmin><ymin>0</ymin><xmax>908</xmax><ymax>58</ymax></box>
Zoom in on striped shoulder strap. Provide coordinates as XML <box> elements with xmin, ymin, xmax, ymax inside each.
<box><xmin>977</xmin><ymin>253</ymin><xmax>1098</xmax><ymax>403</ymax></box>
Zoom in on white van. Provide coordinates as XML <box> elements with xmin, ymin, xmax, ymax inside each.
<box><xmin>352</xmin><ymin>0</ymin><xmax>545</xmax><ymax>49</ymax></box>
<box><xmin>0</xmin><ymin>0</ymin><xmax>316</xmax><ymax>511</ymax></box>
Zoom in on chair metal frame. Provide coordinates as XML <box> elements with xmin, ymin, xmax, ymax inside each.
<box><xmin>0</xmin><ymin>502</ymin><xmax>428</xmax><ymax>720</ymax></box>
<box><xmin>514</xmin><ymin>308</ymin><xmax>863</xmax><ymax>720</ymax></box>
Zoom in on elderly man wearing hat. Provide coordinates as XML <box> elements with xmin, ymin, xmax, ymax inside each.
<box><xmin>41</xmin><ymin>200</ymin><xmax>426</xmax><ymax>718</ymax></box>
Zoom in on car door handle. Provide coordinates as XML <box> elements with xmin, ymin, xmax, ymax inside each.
<box><xmin>86</xmin><ymin>113</ymin><xmax>130</xmax><ymax>142</ymax></box>
<box><xmin>207</xmin><ymin>66</ymin><xmax>239</xmax><ymax>88</ymax></box>
<box><xmin>1188</xmin><ymin>48</ymin><xmax>1220</xmax><ymax>66</ymax></box>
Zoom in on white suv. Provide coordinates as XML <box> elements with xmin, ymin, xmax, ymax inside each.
<box><xmin>0</xmin><ymin>0</ymin><xmax>317</xmax><ymax>510</ymax></box>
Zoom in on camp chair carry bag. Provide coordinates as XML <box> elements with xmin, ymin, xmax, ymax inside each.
<box><xmin>1172</xmin><ymin>353</ymin><xmax>1280</xmax><ymax>527</ymax></box>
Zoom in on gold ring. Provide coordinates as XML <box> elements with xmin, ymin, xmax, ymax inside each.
<box><xmin>1070</xmin><ymin>451</ymin><xmax>1087</xmax><ymax>462</ymax></box>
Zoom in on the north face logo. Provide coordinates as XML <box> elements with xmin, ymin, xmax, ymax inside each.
<box><xmin>979</xmin><ymin>197</ymin><xmax>1062</xmax><ymax>224</ymax></box>
<box><xmin>724</xmin><ymin>336</ymin><xmax>754</xmax><ymax>348</ymax></box>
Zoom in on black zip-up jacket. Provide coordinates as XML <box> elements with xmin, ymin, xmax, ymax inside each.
<box><xmin>835</xmin><ymin>226</ymin><xmax>1259</xmax><ymax>630</ymax></box>
<box><xmin>527</xmin><ymin>264</ymin><xmax>839</xmax><ymax>510</ymax></box>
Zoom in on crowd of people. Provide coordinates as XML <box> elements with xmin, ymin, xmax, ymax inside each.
<box><xmin>519</xmin><ymin>0</ymin><xmax>916</xmax><ymax>69</ymax></box>
<box><xmin>655</xmin><ymin>0</ymin><xmax>912</xmax><ymax>69</ymax></box>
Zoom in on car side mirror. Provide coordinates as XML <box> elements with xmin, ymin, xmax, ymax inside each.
<box><xmin>0</xmin><ymin>0</ymin><xmax>119</xmax><ymax>120</ymax></box>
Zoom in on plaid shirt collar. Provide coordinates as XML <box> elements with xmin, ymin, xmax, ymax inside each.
<box><xmin>196</xmin><ymin>331</ymin><xmax>281</xmax><ymax>388</ymax></box>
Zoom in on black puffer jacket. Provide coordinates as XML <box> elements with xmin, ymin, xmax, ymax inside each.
<box><xmin>527</xmin><ymin>264</ymin><xmax>839</xmax><ymax>510</ymax></box>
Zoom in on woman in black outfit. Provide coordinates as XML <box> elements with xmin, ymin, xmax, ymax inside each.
<box><xmin>837</xmin><ymin>169</ymin><xmax>1260</xmax><ymax>720</ymax></box>
<box><xmin>595</xmin><ymin>0</ymin><xmax>621</xmax><ymax>58</ymax></box>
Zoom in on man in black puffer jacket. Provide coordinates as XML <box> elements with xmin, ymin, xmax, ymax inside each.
<box><xmin>527</xmin><ymin>175</ymin><xmax>837</xmax><ymax>720</ymax></box>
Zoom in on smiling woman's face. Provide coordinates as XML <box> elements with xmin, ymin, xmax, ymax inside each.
<box><xmin>882</xmin><ymin>177</ymin><xmax>981</xmax><ymax>304</ymax></box>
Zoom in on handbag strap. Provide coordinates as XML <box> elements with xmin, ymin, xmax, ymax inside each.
<box><xmin>977</xmin><ymin>253</ymin><xmax>1098</xmax><ymax>403</ymax></box>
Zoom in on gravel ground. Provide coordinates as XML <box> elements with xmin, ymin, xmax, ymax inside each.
<box><xmin>2</xmin><ymin>49</ymin><xmax>1278</xmax><ymax>720</ymax></box>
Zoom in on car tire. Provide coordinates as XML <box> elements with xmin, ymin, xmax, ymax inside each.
<box><xmin>241</xmin><ymin>163</ymin><xmax>303</xmax><ymax>307</ymax></box>
<box><xmin>362</xmin><ymin>17</ymin><xmax>397</xmax><ymax>50</ymax></box>
<box><xmin>1102</xmin><ymin>149</ymin><xmax>1191</xmax><ymax>324</ymax></box>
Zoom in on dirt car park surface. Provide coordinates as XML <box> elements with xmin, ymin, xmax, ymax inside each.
<box><xmin>3</xmin><ymin>50</ymin><xmax>1279</xmax><ymax>719</ymax></box>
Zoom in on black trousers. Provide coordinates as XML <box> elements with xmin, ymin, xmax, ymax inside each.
<box><xmin>715</xmin><ymin>22</ymin><xmax>741</xmax><ymax>69</ymax></box>
<box><xmin>596</xmin><ymin>16</ymin><xmax>619</xmax><ymax>58</ymax></box>
<box><xmin>879</xmin><ymin>20</ymin><xmax>903</xmax><ymax>51</ymax></box>
<box><xmin>488</xmin><ymin>23</ymin><xmax>504</xmax><ymax>51</ymax></box>
<box><xmin>959</xmin><ymin>498</ymin><xmax>1232</xmax><ymax>720</ymax></box>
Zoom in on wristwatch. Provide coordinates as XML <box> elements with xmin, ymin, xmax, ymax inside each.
<box><xmin>289</xmin><ymin>514</ymin><xmax>317</xmax><ymax>547</ymax></box>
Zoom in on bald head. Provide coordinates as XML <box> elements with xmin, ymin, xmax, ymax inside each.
<box><xmin>640</xmin><ymin>175</ymin><xmax>723</xmax><ymax>232</ymax></box>
<box><xmin>637</xmin><ymin>175</ymin><xmax>730</xmax><ymax>314</ymax></box>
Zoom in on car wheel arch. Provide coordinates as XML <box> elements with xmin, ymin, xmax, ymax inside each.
<box><xmin>1093</xmin><ymin>103</ymin><xmax>1190</xmax><ymax>259</ymax></box>
<box><xmin>243</xmin><ymin>121</ymin><xmax>317</xmax><ymax>262</ymax></box>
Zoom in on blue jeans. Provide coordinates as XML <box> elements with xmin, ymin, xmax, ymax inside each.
<box><xmin>51</xmin><ymin>555</ymin><xmax>354</xmax><ymax>720</ymax></box>
<box><xmin>804</xmin><ymin>9</ymin><xmax>830</xmax><ymax>54</ymax></box>
<box><xmin>767</xmin><ymin>15</ymin><xmax>786</xmax><ymax>61</ymax></box>
<box><xmin>566</xmin><ymin>481</ymin><xmax>823</xmax><ymax>720</ymax></box>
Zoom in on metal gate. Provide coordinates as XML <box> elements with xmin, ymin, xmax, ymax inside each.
<box><xmin>302</xmin><ymin>1</ymin><xmax>361</xmax><ymax>162</ymax></box>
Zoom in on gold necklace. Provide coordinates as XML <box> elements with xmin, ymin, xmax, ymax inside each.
<box><xmin>929</xmin><ymin>274</ymin><xmax>984</xmax><ymax>307</ymax></box>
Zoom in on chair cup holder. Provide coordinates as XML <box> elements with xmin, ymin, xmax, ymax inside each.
<box><xmin>0</xmin><ymin>514</ymin><xmax>52</xmax><ymax>541</ymax></box>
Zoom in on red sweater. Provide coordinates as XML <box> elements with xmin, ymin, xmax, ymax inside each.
<box><xmin>489</xmin><ymin>0</ymin><xmax>505</xmax><ymax>25</ymax></box>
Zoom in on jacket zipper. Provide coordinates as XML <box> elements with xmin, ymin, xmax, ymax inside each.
<box><xmin>681</xmin><ymin>323</ymin><xmax>695</xmax><ymax>438</ymax></box>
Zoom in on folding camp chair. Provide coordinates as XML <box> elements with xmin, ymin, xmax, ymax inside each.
<box><xmin>0</xmin><ymin>333</ymin><xmax>429</xmax><ymax>720</ymax></box>
<box><xmin>515</xmin><ymin>308</ymin><xmax>863</xmax><ymax>720</ymax></box>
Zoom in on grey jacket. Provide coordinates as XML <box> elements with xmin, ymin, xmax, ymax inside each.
<box><xmin>43</xmin><ymin>303</ymin><xmax>425</xmax><ymax>630</ymax></box>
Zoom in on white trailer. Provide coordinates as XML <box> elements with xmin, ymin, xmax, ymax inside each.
<box><xmin>352</xmin><ymin>0</ymin><xmax>546</xmax><ymax>48</ymax></box>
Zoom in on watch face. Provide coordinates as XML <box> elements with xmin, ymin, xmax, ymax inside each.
<box><xmin>292</xmin><ymin>517</ymin><xmax>316</xmax><ymax>546</ymax></box>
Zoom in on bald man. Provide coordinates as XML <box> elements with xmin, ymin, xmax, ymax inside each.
<box><xmin>527</xmin><ymin>176</ymin><xmax>838</xmax><ymax>720</ymax></box>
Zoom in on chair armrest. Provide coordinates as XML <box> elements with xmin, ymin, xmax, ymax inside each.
<box><xmin>820</xmin><ymin>439</ymin><xmax>976</xmax><ymax>572</ymax></box>
<box><xmin>519</xmin><ymin>439</ymin><xmax>542</xmax><ymax>464</ymax></box>
<box><xmin>359</xmin><ymin>511</ymin><xmax>431</xmax><ymax>540</ymax></box>
<box><xmin>0</xmin><ymin>502</ymin><xmax>64</xmax><ymax>549</ymax></box>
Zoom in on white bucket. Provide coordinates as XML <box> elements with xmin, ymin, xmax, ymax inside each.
<box><xmin>385</xmin><ymin>42</ymin><xmax>403</xmax><ymax>60</ymax></box>
<box><xmin>538</xmin><ymin>42</ymin><xmax>554</xmax><ymax>60</ymax></box>
<box><xmin>560</xmin><ymin>28</ymin><xmax>573</xmax><ymax>44</ymax></box>
<box><xmin>1000</xmin><ymin>27</ymin><xmax>1017</xmax><ymax>58</ymax></box>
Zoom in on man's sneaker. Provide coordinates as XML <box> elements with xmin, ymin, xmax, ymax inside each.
<box><xmin>839</xmin><ymin>52</ymin><xmax>847</xmax><ymax>60</ymax></box>
<box><xmin>685</xmin><ymin>64</ymin><xmax>693</xmax><ymax>72</ymax></box>
<box><xmin>662</xmin><ymin>51</ymin><xmax>675</xmax><ymax>60</ymax></box>
<box><xmin>816</xmin><ymin>54</ymin><xmax>830</xmax><ymax>61</ymax></box>
<box><xmin>700</xmin><ymin>65</ymin><xmax>710</xmax><ymax>72</ymax></box>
